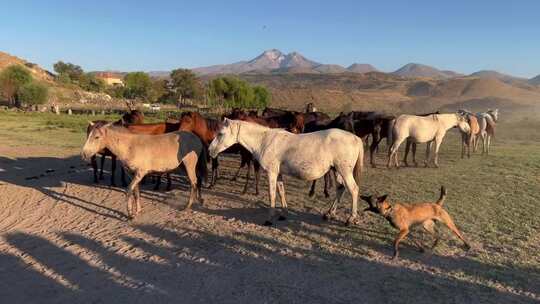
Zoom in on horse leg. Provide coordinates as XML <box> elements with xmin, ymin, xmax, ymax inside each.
<box><xmin>120</xmin><ymin>166</ymin><xmax>128</xmax><ymax>187</ymax></box>
<box><xmin>99</xmin><ymin>155</ymin><xmax>106</xmax><ymax>180</ymax></box>
<box><xmin>403</xmin><ymin>140</ymin><xmax>411</xmax><ymax>167</ymax></box>
<box><xmin>231</xmin><ymin>159</ymin><xmax>245</xmax><ymax>182</ymax></box>
<box><xmin>153</xmin><ymin>174</ymin><xmax>161</xmax><ymax>191</ymax></box>
<box><xmin>370</xmin><ymin>139</ymin><xmax>378</xmax><ymax>168</ymax></box>
<box><xmin>184</xmin><ymin>154</ymin><xmax>199</xmax><ymax>210</ymax></box>
<box><xmin>323</xmin><ymin>183</ymin><xmax>345</xmax><ymax>221</ymax></box>
<box><xmin>412</xmin><ymin>143</ymin><xmax>418</xmax><ymax>167</ymax></box>
<box><xmin>461</xmin><ymin>133</ymin><xmax>466</xmax><ymax>159</ymax></box>
<box><xmin>126</xmin><ymin>172</ymin><xmax>145</xmax><ymax>219</ymax></box>
<box><xmin>482</xmin><ymin>132</ymin><xmax>487</xmax><ymax>155</ymax></box>
<box><xmin>486</xmin><ymin>134</ymin><xmax>491</xmax><ymax>155</ymax></box>
<box><xmin>110</xmin><ymin>156</ymin><xmax>117</xmax><ymax>187</ymax></box>
<box><xmin>277</xmin><ymin>175</ymin><xmax>288</xmax><ymax>220</ymax></box>
<box><xmin>254</xmin><ymin>160</ymin><xmax>261</xmax><ymax>196</ymax></box>
<box><xmin>341</xmin><ymin>171</ymin><xmax>359</xmax><ymax>226</ymax></box>
<box><xmin>323</xmin><ymin>173</ymin><xmax>331</xmax><ymax>198</ymax></box>
<box><xmin>264</xmin><ymin>171</ymin><xmax>279</xmax><ymax>226</ymax></box>
<box><xmin>425</xmin><ymin>141</ymin><xmax>433</xmax><ymax>167</ymax></box>
<box><xmin>388</xmin><ymin>137</ymin><xmax>405</xmax><ymax>168</ymax></box>
<box><xmin>309</xmin><ymin>180</ymin><xmax>317</xmax><ymax>198</ymax></box>
<box><xmin>242</xmin><ymin>158</ymin><xmax>252</xmax><ymax>195</ymax></box>
<box><xmin>166</xmin><ymin>173</ymin><xmax>172</xmax><ymax>191</ymax></box>
<box><xmin>91</xmin><ymin>155</ymin><xmax>99</xmax><ymax>183</ymax></box>
<box><xmin>209</xmin><ymin>157</ymin><xmax>218</xmax><ymax>188</ymax></box>
<box><xmin>433</xmin><ymin>137</ymin><xmax>443</xmax><ymax>168</ymax></box>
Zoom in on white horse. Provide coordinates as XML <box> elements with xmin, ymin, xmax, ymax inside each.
<box><xmin>475</xmin><ymin>109</ymin><xmax>498</xmax><ymax>155</ymax></box>
<box><xmin>208</xmin><ymin>119</ymin><xmax>364</xmax><ymax>226</ymax></box>
<box><xmin>388</xmin><ymin>113</ymin><xmax>470</xmax><ymax>168</ymax></box>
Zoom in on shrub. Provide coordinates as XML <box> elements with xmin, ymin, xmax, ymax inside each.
<box><xmin>19</xmin><ymin>82</ymin><xmax>49</xmax><ymax>105</ymax></box>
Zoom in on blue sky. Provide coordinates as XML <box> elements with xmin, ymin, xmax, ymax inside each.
<box><xmin>1</xmin><ymin>1</ymin><xmax>539</xmax><ymax>77</ymax></box>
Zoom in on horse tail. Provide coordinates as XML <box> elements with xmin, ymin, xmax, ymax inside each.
<box><xmin>353</xmin><ymin>138</ymin><xmax>364</xmax><ymax>188</ymax></box>
<box><xmin>197</xmin><ymin>145</ymin><xmax>209</xmax><ymax>186</ymax></box>
<box><xmin>436</xmin><ymin>186</ymin><xmax>447</xmax><ymax>206</ymax></box>
<box><xmin>386</xmin><ymin>118</ymin><xmax>396</xmax><ymax>151</ymax></box>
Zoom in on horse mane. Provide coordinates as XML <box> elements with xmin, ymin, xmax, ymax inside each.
<box><xmin>206</xmin><ymin>118</ymin><xmax>222</xmax><ymax>132</ymax></box>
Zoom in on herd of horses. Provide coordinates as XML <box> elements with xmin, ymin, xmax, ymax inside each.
<box><xmin>82</xmin><ymin>105</ymin><xmax>499</xmax><ymax>225</ymax></box>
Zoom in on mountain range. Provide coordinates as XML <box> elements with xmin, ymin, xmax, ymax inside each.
<box><xmin>162</xmin><ymin>49</ymin><xmax>537</xmax><ymax>85</ymax></box>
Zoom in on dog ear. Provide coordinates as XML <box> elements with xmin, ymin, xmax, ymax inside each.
<box><xmin>377</xmin><ymin>194</ymin><xmax>388</xmax><ymax>203</ymax></box>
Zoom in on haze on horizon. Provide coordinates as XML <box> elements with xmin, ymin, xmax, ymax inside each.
<box><xmin>1</xmin><ymin>0</ymin><xmax>539</xmax><ymax>78</ymax></box>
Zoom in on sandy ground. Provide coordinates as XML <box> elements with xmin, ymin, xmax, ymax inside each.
<box><xmin>0</xmin><ymin>145</ymin><xmax>538</xmax><ymax>304</ymax></box>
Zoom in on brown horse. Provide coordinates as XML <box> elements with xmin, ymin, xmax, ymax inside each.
<box><xmin>461</xmin><ymin>114</ymin><xmax>480</xmax><ymax>158</ymax></box>
<box><xmin>178</xmin><ymin>111</ymin><xmax>223</xmax><ymax>188</ymax></box>
<box><xmin>88</xmin><ymin>110</ymin><xmax>144</xmax><ymax>186</ymax></box>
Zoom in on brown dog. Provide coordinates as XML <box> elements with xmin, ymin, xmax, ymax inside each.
<box><xmin>361</xmin><ymin>186</ymin><xmax>471</xmax><ymax>260</ymax></box>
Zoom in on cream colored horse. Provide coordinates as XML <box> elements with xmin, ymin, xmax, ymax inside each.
<box><xmin>388</xmin><ymin>113</ymin><xmax>470</xmax><ymax>168</ymax></box>
<box><xmin>82</xmin><ymin>123</ymin><xmax>206</xmax><ymax>219</ymax></box>
<box><xmin>208</xmin><ymin>119</ymin><xmax>364</xmax><ymax>226</ymax></box>
<box><xmin>475</xmin><ymin>109</ymin><xmax>498</xmax><ymax>155</ymax></box>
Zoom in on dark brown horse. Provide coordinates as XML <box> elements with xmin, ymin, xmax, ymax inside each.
<box><xmin>178</xmin><ymin>111</ymin><xmax>223</xmax><ymax>188</ymax></box>
<box><xmin>88</xmin><ymin>110</ymin><xmax>144</xmax><ymax>186</ymax></box>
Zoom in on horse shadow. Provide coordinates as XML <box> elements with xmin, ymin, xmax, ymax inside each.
<box><xmin>0</xmin><ymin>155</ymin><xmax>199</xmax><ymax>221</ymax></box>
<box><xmin>1</xmin><ymin>225</ymin><xmax>537</xmax><ymax>303</ymax></box>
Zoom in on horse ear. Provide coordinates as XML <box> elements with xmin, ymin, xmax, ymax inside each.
<box><xmin>88</xmin><ymin>121</ymin><xmax>95</xmax><ymax>126</ymax></box>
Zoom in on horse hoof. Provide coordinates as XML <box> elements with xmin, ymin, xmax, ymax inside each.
<box><xmin>263</xmin><ymin>220</ymin><xmax>273</xmax><ymax>226</ymax></box>
<box><xmin>278</xmin><ymin>215</ymin><xmax>287</xmax><ymax>221</ymax></box>
<box><xmin>322</xmin><ymin>213</ymin><xmax>334</xmax><ymax>221</ymax></box>
<box><xmin>324</xmin><ymin>192</ymin><xmax>330</xmax><ymax>198</ymax></box>
<box><xmin>308</xmin><ymin>191</ymin><xmax>315</xmax><ymax>198</ymax></box>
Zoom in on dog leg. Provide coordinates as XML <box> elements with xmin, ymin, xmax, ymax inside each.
<box><xmin>439</xmin><ymin>211</ymin><xmax>471</xmax><ymax>250</ymax></box>
<box><xmin>393</xmin><ymin>229</ymin><xmax>410</xmax><ymax>260</ymax></box>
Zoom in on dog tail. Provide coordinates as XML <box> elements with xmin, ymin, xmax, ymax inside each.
<box><xmin>436</xmin><ymin>186</ymin><xmax>447</xmax><ymax>206</ymax></box>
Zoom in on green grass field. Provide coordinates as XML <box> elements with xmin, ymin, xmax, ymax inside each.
<box><xmin>0</xmin><ymin>110</ymin><xmax>538</xmax><ymax>300</ymax></box>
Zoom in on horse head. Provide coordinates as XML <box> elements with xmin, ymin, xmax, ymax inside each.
<box><xmin>82</xmin><ymin>122</ymin><xmax>112</xmax><ymax>161</ymax></box>
<box><xmin>179</xmin><ymin>111</ymin><xmax>197</xmax><ymax>131</ymax></box>
<box><xmin>208</xmin><ymin>118</ymin><xmax>240</xmax><ymax>158</ymax></box>
<box><xmin>456</xmin><ymin>114</ymin><xmax>471</xmax><ymax>134</ymax></box>
<box><xmin>487</xmin><ymin>109</ymin><xmax>499</xmax><ymax>122</ymax></box>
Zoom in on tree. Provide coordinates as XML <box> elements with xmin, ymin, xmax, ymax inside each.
<box><xmin>0</xmin><ymin>65</ymin><xmax>33</xmax><ymax>106</ymax></box>
<box><xmin>207</xmin><ymin>76</ymin><xmax>270</xmax><ymax>109</ymax></box>
<box><xmin>253</xmin><ymin>86</ymin><xmax>270</xmax><ymax>108</ymax></box>
<box><xmin>18</xmin><ymin>82</ymin><xmax>49</xmax><ymax>105</ymax></box>
<box><xmin>123</xmin><ymin>72</ymin><xmax>153</xmax><ymax>101</ymax></box>
<box><xmin>150</xmin><ymin>78</ymin><xmax>169</xmax><ymax>103</ymax></box>
<box><xmin>79</xmin><ymin>73</ymin><xmax>106</xmax><ymax>92</ymax></box>
<box><xmin>53</xmin><ymin>61</ymin><xmax>83</xmax><ymax>83</ymax></box>
<box><xmin>170</xmin><ymin>68</ymin><xmax>203</xmax><ymax>104</ymax></box>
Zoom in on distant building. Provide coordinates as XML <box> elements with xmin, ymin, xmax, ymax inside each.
<box><xmin>95</xmin><ymin>72</ymin><xmax>124</xmax><ymax>86</ymax></box>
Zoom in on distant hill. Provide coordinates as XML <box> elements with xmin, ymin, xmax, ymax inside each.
<box><xmin>192</xmin><ymin>49</ymin><xmax>382</xmax><ymax>76</ymax></box>
<box><xmin>0</xmin><ymin>51</ymin><xmax>54</xmax><ymax>82</ymax></box>
<box><xmin>192</xmin><ymin>49</ymin><xmax>320</xmax><ymax>75</ymax></box>
<box><xmin>469</xmin><ymin>70</ymin><xmax>526</xmax><ymax>84</ymax></box>
<box><xmin>391</xmin><ymin>63</ymin><xmax>461</xmax><ymax>79</ymax></box>
<box><xmin>529</xmin><ymin>74</ymin><xmax>540</xmax><ymax>86</ymax></box>
<box><xmin>347</xmin><ymin>63</ymin><xmax>378</xmax><ymax>73</ymax></box>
